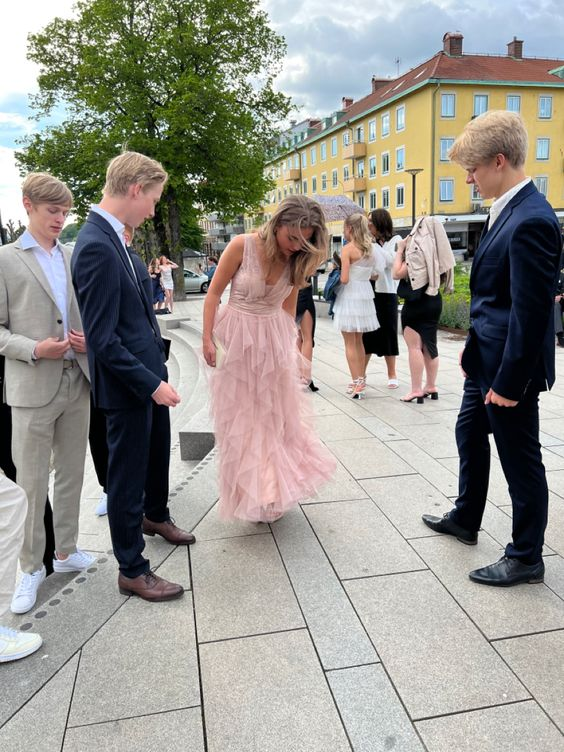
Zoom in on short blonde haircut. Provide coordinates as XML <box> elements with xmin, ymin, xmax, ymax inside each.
<box><xmin>344</xmin><ymin>213</ymin><xmax>373</xmax><ymax>258</ymax></box>
<box><xmin>449</xmin><ymin>110</ymin><xmax>528</xmax><ymax>169</ymax></box>
<box><xmin>259</xmin><ymin>196</ymin><xmax>329</xmax><ymax>288</ymax></box>
<box><xmin>104</xmin><ymin>151</ymin><xmax>168</xmax><ymax>196</ymax></box>
<box><xmin>22</xmin><ymin>173</ymin><xmax>73</xmax><ymax>207</ymax></box>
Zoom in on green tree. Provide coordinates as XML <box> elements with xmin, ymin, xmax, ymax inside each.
<box><xmin>17</xmin><ymin>0</ymin><xmax>289</xmax><ymax>293</ymax></box>
<box><xmin>59</xmin><ymin>222</ymin><xmax>81</xmax><ymax>243</ymax></box>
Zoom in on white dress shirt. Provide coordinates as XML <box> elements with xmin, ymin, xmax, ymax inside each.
<box><xmin>20</xmin><ymin>229</ymin><xmax>75</xmax><ymax>359</ymax></box>
<box><xmin>488</xmin><ymin>177</ymin><xmax>531</xmax><ymax>228</ymax></box>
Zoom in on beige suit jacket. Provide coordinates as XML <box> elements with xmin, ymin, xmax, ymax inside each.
<box><xmin>0</xmin><ymin>238</ymin><xmax>89</xmax><ymax>408</ymax></box>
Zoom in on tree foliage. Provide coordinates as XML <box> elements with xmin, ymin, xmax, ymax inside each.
<box><xmin>17</xmin><ymin>0</ymin><xmax>289</xmax><ymax>285</ymax></box>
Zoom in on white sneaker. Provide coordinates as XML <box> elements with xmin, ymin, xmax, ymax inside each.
<box><xmin>53</xmin><ymin>549</ymin><xmax>97</xmax><ymax>573</ymax></box>
<box><xmin>95</xmin><ymin>492</ymin><xmax>108</xmax><ymax>516</ymax></box>
<box><xmin>0</xmin><ymin>625</ymin><xmax>43</xmax><ymax>662</ymax></box>
<box><xmin>11</xmin><ymin>566</ymin><xmax>47</xmax><ymax>614</ymax></box>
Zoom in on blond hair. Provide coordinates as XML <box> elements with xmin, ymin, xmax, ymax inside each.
<box><xmin>259</xmin><ymin>196</ymin><xmax>328</xmax><ymax>287</ymax></box>
<box><xmin>448</xmin><ymin>110</ymin><xmax>528</xmax><ymax>169</ymax></box>
<box><xmin>344</xmin><ymin>213</ymin><xmax>373</xmax><ymax>258</ymax></box>
<box><xmin>22</xmin><ymin>173</ymin><xmax>73</xmax><ymax>207</ymax></box>
<box><xmin>104</xmin><ymin>151</ymin><xmax>168</xmax><ymax>196</ymax></box>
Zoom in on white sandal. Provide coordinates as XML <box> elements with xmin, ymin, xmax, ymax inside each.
<box><xmin>387</xmin><ymin>378</ymin><xmax>399</xmax><ymax>389</ymax></box>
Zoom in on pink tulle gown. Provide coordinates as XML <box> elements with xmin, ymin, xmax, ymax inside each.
<box><xmin>209</xmin><ymin>234</ymin><xmax>336</xmax><ymax>522</ymax></box>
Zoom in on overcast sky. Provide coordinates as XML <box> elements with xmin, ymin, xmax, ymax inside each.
<box><xmin>1</xmin><ymin>0</ymin><xmax>564</xmax><ymax>223</ymax></box>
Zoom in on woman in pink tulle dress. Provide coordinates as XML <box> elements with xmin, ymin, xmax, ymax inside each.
<box><xmin>202</xmin><ymin>196</ymin><xmax>336</xmax><ymax>522</ymax></box>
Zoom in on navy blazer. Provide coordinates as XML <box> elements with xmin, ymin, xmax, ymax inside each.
<box><xmin>461</xmin><ymin>182</ymin><xmax>562</xmax><ymax>401</ymax></box>
<box><xmin>71</xmin><ymin>211</ymin><xmax>167</xmax><ymax>409</ymax></box>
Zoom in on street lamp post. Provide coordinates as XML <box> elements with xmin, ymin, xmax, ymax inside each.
<box><xmin>405</xmin><ymin>168</ymin><xmax>424</xmax><ymax>227</ymax></box>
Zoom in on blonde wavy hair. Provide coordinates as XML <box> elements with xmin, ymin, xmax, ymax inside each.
<box><xmin>259</xmin><ymin>196</ymin><xmax>328</xmax><ymax>287</ymax></box>
<box><xmin>344</xmin><ymin>213</ymin><xmax>373</xmax><ymax>258</ymax></box>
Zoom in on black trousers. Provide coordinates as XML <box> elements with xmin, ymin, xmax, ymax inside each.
<box><xmin>0</xmin><ymin>402</ymin><xmax>56</xmax><ymax>574</ymax></box>
<box><xmin>452</xmin><ymin>377</ymin><xmax>548</xmax><ymax>564</ymax></box>
<box><xmin>89</xmin><ymin>394</ymin><xmax>109</xmax><ymax>492</ymax></box>
<box><xmin>104</xmin><ymin>400</ymin><xmax>171</xmax><ymax>578</ymax></box>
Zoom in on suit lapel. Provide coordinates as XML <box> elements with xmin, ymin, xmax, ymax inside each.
<box><xmin>14</xmin><ymin>241</ymin><xmax>59</xmax><ymax>309</ymax></box>
<box><xmin>86</xmin><ymin>212</ymin><xmax>144</xmax><ymax>301</ymax></box>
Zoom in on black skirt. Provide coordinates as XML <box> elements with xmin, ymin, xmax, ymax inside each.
<box><xmin>363</xmin><ymin>292</ymin><xmax>399</xmax><ymax>357</ymax></box>
<box><xmin>401</xmin><ymin>291</ymin><xmax>442</xmax><ymax>359</ymax></box>
<box><xmin>296</xmin><ymin>285</ymin><xmax>316</xmax><ymax>342</ymax></box>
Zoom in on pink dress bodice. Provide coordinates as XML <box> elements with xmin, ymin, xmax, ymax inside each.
<box><xmin>228</xmin><ymin>234</ymin><xmax>293</xmax><ymax>315</ymax></box>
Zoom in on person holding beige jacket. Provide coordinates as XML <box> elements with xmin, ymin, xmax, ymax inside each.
<box><xmin>392</xmin><ymin>216</ymin><xmax>455</xmax><ymax>403</ymax></box>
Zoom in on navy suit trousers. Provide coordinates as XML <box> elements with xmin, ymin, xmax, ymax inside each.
<box><xmin>453</xmin><ymin>377</ymin><xmax>548</xmax><ymax>564</ymax></box>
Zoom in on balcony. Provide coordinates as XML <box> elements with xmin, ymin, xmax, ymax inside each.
<box><xmin>343</xmin><ymin>141</ymin><xmax>366</xmax><ymax>159</ymax></box>
<box><xmin>285</xmin><ymin>168</ymin><xmax>301</xmax><ymax>181</ymax></box>
<box><xmin>343</xmin><ymin>177</ymin><xmax>366</xmax><ymax>192</ymax></box>
<box><xmin>224</xmin><ymin>224</ymin><xmax>244</xmax><ymax>235</ymax></box>
<box><xmin>209</xmin><ymin>227</ymin><xmax>223</xmax><ymax>236</ymax></box>
<box><xmin>211</xmin><ymin>241</ymin><xmax>227</xmax><ymax>252</ymax></box>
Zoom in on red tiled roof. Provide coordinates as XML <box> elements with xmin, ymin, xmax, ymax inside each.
<box><xmin>299</xmin><ymin>51</ymin><xmax>564</xmax><ymax>147</ymax></box>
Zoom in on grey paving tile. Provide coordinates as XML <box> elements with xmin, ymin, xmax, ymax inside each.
<box><xmin>440</xmin><ymin>455</ymin><xmax>512</xmax><ymax>507</ymax></box>
<box><xmin>395</xmin><ymin>422</ymin><xmax>459</xmax><ymax>458</ymax></box>
<box><xmin>327</xmin><ymin>664</ymin><xmax>424</xmax><ymax>752</ymax></box>
<box><xmin>315</xmin><ymin>412</ymin><xmax>374</xmax><ymax>441</ymax></box>
<box><xmin>547</xmin><ymin>470</ymin><xmax>564</xmax><ymax>499</ymax></box>
<box><xmin>545</xmin><ymin>554</ymin><xmax>564</xmax><ymax>599</ymax></box>
<box><xmin>387</xmin><ymin>440</ymin><xmax>459</xmax><ymax>496</ymax></box>
<box><xmin>191</xmin><ymin>534</ymin><xmax>304</xmax><ymax>642</ymax></box>
<box><xmin>542</xmin><ymin>448</ymin><xmax>564</xmax><ymax>471</ymax></box>
<box><xmin>416</xmin><ymin>701</ymin><xmax>564</xmax><ymax>752</ymax></box>
<box><xmin>304</xmin><ymin>499</ymin><xmax>425</xmax><ymax>579</ymax></box>
<box><xmin>355</xmin><ymin>415</ymin><xmax>404</xmax><ymax>441</ymax></box>
<box><xmin>200</xmin><ymin>630</ymin><xmax>351</xmax><ymax>752</ymax></box>
<box><xmin>303</xmin><ymin>460</ymin><xmax>370</xmax><ymax>504</ymax></box>
<box><xmin>495</xmin><ymin>631</ymin><xmax>564</xmax><ymax>734</ymax></box>
<box><xmin>540</xmin><ymin>431</ymin><xmax>564</xmax><ymax>448</ymax></box>
<box><xmin>360</xmin><ymin>475</ymin><xmax>453</xmax><ymax>539</ymax></box>
<box><xmin>0</xmin><ymin>654</ymin><xmax>78</xmax><ymax>752</ymax></box>
<box><xmin>64</xmin><ymin>707</ymin><xmax>204</xmax><ymax>752</ymax></box>
<box><xmin>542</xmin><ymin>419</ymin><xmax>564</xmax><ymax>441</ymax></box>
<box><xmin>411</xmin><ymin>534</ymin><xmax>564</xmax><ymax>639</ymax></box>
<box><xmin>359</xmin><ymin>399</ymin><xmax>434</xmax><ymax>425</ymax></box>
<box><xmin>345</xmin><ymin>570</ymin><xmax>529</xmax><ymax>719</ymax></box>
<box><xmin>68</xmin><ymin>594</ymin><xmax>199</xmax><ymax>726</ymax></box>
<box><xmin>545</xmin><ymin>444</ymin><xmax>564</xmax><ymax>458</ymax></box>
<box><xmin>325</xmin><ymin>437</ymin><xmax>413</xmax><ymax>480</ymax></box>
<box><xmin>310</xmin><ymin>395</ymin><xmax>343</xmax><ymax>416</ymax></box>
<box><xmin>271</xmin><ymin>507</ymin><xmax>378</xmax><ymax>669</ymax></box>
<box><xmin>192</xmin><ymin>501</ymin><xmax>269</xmax><ymax>541</ymax></box>
<box><xmin>153</xmin><ymin>546</ymin><xmax>191</xmax><ymax>590</ymax></box>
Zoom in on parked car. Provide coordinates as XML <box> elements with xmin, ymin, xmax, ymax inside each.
<box><xmin>184</xmin><ymin>268</ymin><xmax>209</xmax><ymax>294</ymax></box>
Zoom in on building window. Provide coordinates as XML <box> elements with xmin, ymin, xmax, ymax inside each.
<box><xmin>534</xmin><ymin>176</ymin><xmax>548</xmax><ymax>196</ymax></box>
<box><xmin>369</xmin><ymin>190</ymin><xmax>377</xmax><ymax>210</ymax></box>
<box><xmin>343</xmin><ymin>131</ymin><xmax>351</xmax><ymax>146</ymax></box>
<box><xmin>357</xmin><ymin>192</ymin><xmax>365</xmax><ymax>209</ymax></box>
<box><xmin>293</xmin><ymin>153</ymin><xmax>299</xmax><ymax>169</ymax></box>
<box><xmin>320</xmin><ymin>142</ymin><xmax>327</xmax><ymax>161</ymax></box>
<box><xmin>473</xmin><ymin>94</ymin><xmax>488</xmax><ymax>117</ymax></box>
<box><xmin>332</xmin><ymin>169</ymin><xmax>338</xmax><ymax>188</ymax></box>
<box><xmin>382</xmin><ymin>152</ymin><xmax>390</xmax><ymax>175</ymax></box>
<box><xmin>381</xmin><ymin>112</ymin><xmax>390</xmax><ymax>137</ymax></box>
<box><xmin>396</xmin><ymin>105</ymin><xmax>405</xmax><ymax>131</ymax></box>
<box><xmin>382</xmin><ymin>188</ymin><xmax>390</xmax><ymax>209</ymax></box>
<box><xmin>331</xmin><ymin>136</ymin><xmax>337</xmax><ymax>157</ymax></box>
<box><xmin>369</xmin><ymin>157</ymin><xmax>376</xmax><ymax>178</ymax></box>
<box><xmin>506</xmin><ymin>95</ymin><xmax>521</xmax><ymax>113</ymax></box>
<box><xmin>396</xmin><ymin>146</ymin><xmax>405</xmax><ymax>171</ymax></box>
<box><xmin>286</xmin><ymin>157</ymin><xmax>291</xmax><ymax>169</ymax></box>
<box><xmin>441</xmin><ymin>93</ymin><xmax>455</xmax><ymax>117</ymax></box>
<box><xmin>310</xmin><ymin>146</ymin><xmax>317</xmax><ymax>166</ymax></box>
<box><xmin>368</xmin><ymin>119</ymin><xmax>376</xmax><ymax>142</ymax></box>
<box><xmin>355</xmin><ymin>125</ymin><xmax>364</xmax><ymax>142</ymax></box>
<box><xmin>396</xmin><ymin>185</ymin><xmax>405</xmax><ymax>208</ymax></box>
<box><xmin>539</xmin><ymin>96</ymin><xmax>553</xmax><ymax>119</ymax></box>
<box><xmin>536</xmin><ymin>138</ymin><xmax>550</xmax><ymax>160</ymax></box>
<box><xmin>278</xmin><ymin>189</ymin><xmax>281</xmax><ymax>201</ymax></box>
<box><xmin>311</xmin><ymin>176</ymin><xmax>317</xmax><ymax>193</ymax></box>
<box><xmin>302</xmin><ymin>180</ymin><xmax>307</xmax><ymax>195</ymax></box>
<box><xmin>283</xmin><ymin>187</ymin><xmax>287</xmax><ymax>197</ymax></box>
<box><xmin>321</xmin><ymin>173</ymin><xmax>327</xmax><ymax>191</ymax></box>
<box><xmin>439</xmin><ymin>178</ymin><xmax>454</xmax><ymax>202</ymax></box>
<box><xmin>301</xmin><ymin>152</ymin><xmax>307</xmax><ymax>168</ymax></box>
<box><xmin>357</xmin><ymin>160</ymin><xmax>365</xmax><ymax>178</ymax></box>
<box><xmin>440</xmin><ymin>137</ymin><xmax>454</xmax><ymax>161</ymax></box>
<box><xmin>343</xmin><ymin>164</ymin><xmax>350</xmax><ymax>181</ymax></box>
<box><xmin>471</xmin><ymin>184</ymin><xmax>481</xmax><ymax>200</ymax></box>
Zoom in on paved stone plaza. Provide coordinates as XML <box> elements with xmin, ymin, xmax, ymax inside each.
<box><xmin>2</xmin><ymin>296</ymin><xmax>564</xmax><ymax>751</ymax></box>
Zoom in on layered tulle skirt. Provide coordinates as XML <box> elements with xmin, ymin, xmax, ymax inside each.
<box><xmin>333</xmin><ymin>280</ymin><xmax>379</xmax><ymax>332</ymax></box>
<box><xmin>208</xmin><ymin>304</ymin><xmax>336</xmax><ymax>522</ymax></box>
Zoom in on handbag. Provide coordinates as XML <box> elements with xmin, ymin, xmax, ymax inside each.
<box><xmin>397</xmin><ymin>277</ymin><xmax>424</xmax><ymax>302</ymax></box>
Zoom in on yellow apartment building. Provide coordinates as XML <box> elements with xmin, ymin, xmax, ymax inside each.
<box><xmin>255</xmin><ymin>32</ymin><xmax>564</xmax><ymax>257</ymax></box>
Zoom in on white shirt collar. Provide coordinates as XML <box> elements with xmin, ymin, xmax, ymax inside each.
<box><xmin>19</xmin><ymin>229</ymin><xmax>63</xmax><ymax>255</ymax></box>
<box><xmin>90</xmin><ymin>204</ymin><xmax>125</xmax><ymax>246</ymax></box>
<box><xmin>489</xmin><ymin>177</ymin><xmax>531</xmax><ymax>227</ymax></box>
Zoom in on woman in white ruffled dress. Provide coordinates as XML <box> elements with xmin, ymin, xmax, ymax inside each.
<box><xmin>333</xmin><ymin>213</ymin><xmax>382</xmax><ymax>399</ymax></box>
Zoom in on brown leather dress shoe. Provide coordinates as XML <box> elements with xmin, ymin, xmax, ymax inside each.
<box><xmin>142</xmin><ymin>516</ymin><xmax>196</xmax><ymax>545</ymax></box>
<box><xmin>118</xmin><ymin>570</ymin><xmax>184</xmax><ymax>601</ymax></box>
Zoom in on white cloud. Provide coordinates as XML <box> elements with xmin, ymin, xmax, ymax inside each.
<box><xmin>0</xmin><ymin>147</ymin><xmax>25</xmax><ymax>224</ymax></box>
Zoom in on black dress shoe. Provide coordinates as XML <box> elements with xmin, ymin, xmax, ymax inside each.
<box><xmin>469</xmin><ymin>556</ymin><xmax>544</xmax><ymax>587</ymax></box>
<box><xmin>422</xmin><ymin>511</ymin><xmax>478</xmax><ymax>545</ymax></box>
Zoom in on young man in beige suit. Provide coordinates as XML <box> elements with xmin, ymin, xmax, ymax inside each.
<box><xmin>0</xmin><ymin>174</ymin><xmax>95</xmax><ymax>614</ymax></box>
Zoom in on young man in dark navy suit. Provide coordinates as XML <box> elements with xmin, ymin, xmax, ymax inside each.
<box><xmin>72</xmin><ymin>152</ymin><xmax>195</xmax><ymax>602</ymax></box>
<box><xmin>422</xmin><ymin>111</ymin><xmax>562</xmax><ymax>586</ymax></box>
